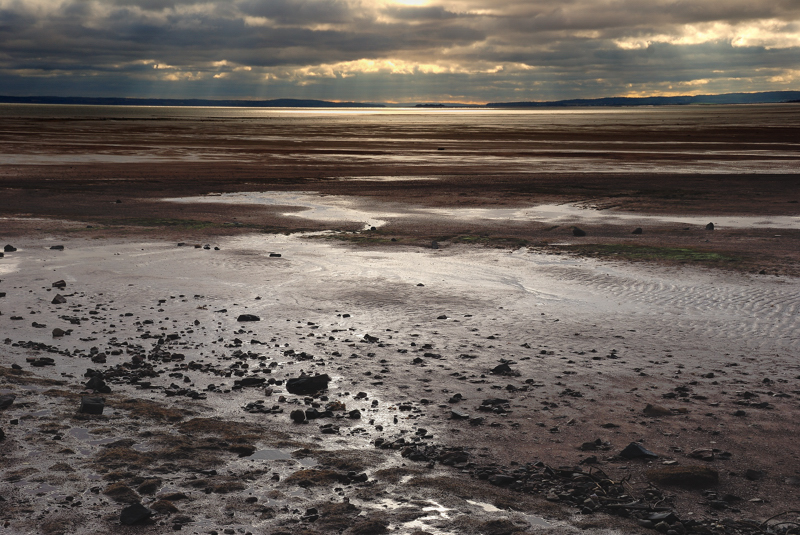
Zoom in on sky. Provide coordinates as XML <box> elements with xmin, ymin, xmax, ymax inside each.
<box><xmin>1</xmin><ymin>0</ymin><xmax>799</xmax><ymax>103</ymax></box>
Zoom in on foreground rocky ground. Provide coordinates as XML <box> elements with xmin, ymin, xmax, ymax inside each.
<box><xmin>1</xmin><ymin>235</ymin><xmax>799</xmax><ymax>535</ymax></box>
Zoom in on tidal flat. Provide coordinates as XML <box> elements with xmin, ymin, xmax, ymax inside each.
<box><xmin>1</xmin><ymin>105</ymin><xmax>799</xmax><ymax>535</ymax></box>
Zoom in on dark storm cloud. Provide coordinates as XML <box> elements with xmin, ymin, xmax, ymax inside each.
<box><xmin>0</xmin><ymin>0</ymin><xmax>798</xmax><ymax>102</ymax></box>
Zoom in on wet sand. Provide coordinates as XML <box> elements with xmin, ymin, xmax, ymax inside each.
<box><xmin>1</xmin><ymin>105</ymin><xmax>800</xmax><ymax>534</ymax></box>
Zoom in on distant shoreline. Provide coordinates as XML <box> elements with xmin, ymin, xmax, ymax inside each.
<box><xmin>1</xmin><ymin>90</ymin><xmax>799</xmax><ymax>108</ymax></box>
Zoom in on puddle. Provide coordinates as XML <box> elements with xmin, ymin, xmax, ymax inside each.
<box><xmin>248</xmin><ymin>448</ymin><xmax>318</xmax><ymax>467</ymax></box>
<box><xmin>166</xmin><ymin>191</ymin><xmax>800</xmax><ymax>231</ymax></box>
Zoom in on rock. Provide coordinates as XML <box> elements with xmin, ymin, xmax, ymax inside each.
<box><xmin>619</xmin><ymin>442</ymin><xmax>658</xmax><ymax>459</ymax></box>
<box><xmin>689</xmin><ymin>448</ymin><xmax>715</xmax><ymax>461</ymax></box>
<box><xmin>572</xmin><ymin>227</ymin><xmax>586</xmax><ymax>237</ymax></box>
<box><xmin>4</xmin><ymin>244</ymin><xmax>16</xmax><ymax>252</ymax></box>
<box><xmin>0</xmin><ymin>394</ymin><xmax>16</xmax><ymax>410</ymax></box>
<box><xmin>348</xmin><ymin>409</ymin><xmax>361</xmax><ymax>419</ymax></box>
<box><xmin>269</xmin><ymin>253</ymin><xmax>281</xmax><ymax>257</ymax></box>
<box><xmin>431</xmin><ymin>241</ymin><xmax>439</xmax><ymax>249</ymax></box>
<box><xmin>86</xmin><ymin>374</ymin><xmax>111</xmax><ymax>393</ymax></box>
<box><xmin>79</xmin><ymin>396</ymin><xmax>106</xmax><ymax>415</ymax></box>
<box><xmin>632</xmin><ymin>227</ymin><xmax>643</xmax><ymax>234</ymax></box>
<box><xmin>490</xmin><ymin>363</ymin><xmax>514</xmax><ymax>375</ymax></box>
<box><xmin>238</xmin><ymin>377</ymin><xmax>266</xmax><ymax>387</ymax></box>
<box><xmin>52</xmin><ymin>328</ymin><xmax>66</xmax><ymax>337</ymax></box>
<box><xmin>450</xmin><ymin>409</ymin><xmax>470</xmax><ymax>419</ymax></box>
<box><xmin>237</xmin><ymin>314</ymin><xmax>260</xmax><ymax>322</ymax></box>
<box><xmin>706</xmin><ymin>222</ymin><xmax>715</xmax><ymax>230</ymax></box>
<box><xmin>52</xmin><ymin>280</ymin><xmax>66</xmax><ymax>288</ymax></box>
<box><xmin>488</xmin><ymin>474</ymin><xmax>516</xmax><ymax>486</ymax></box>
<box><xmin>745</xmin><ymin>469</ymin><xmax>766</xmax><ymax>481</ymax></box>
<box><xmin>286</xmin><ymin>374</ymin><xmax>331</xmax><ymax>395</ymax></box>
<box><xmin>646</xmin><ymin>465</ymin><xmax>719</xmax><ymax>488</ymax></box>
<box><xmin>643</xmin><ymin>403</ymin><xmax>673</xmax><ymax>417</ymax></box>
<box><xmin>51</xmin><ymin>294</ymin><xmax>67</xmax><ymax>304</ymax></box>
<box><xmin>120</xmin><ymin>503</ymin><xmax>153</xmax><ymax>526</ymax></box>
<box><xmin>50</xmin><ymin>245</ymin><xmax>64</xmax><ymax>250</ymax></box>
<box><xmin>436</xmin><ymin>314</ymin><xmax>448</xmax><ymax>320</ymax></box>
<box><xmin>0</xmin><ymin>428</ymin><xmax>4</xmax><ymax>440</ymax></box>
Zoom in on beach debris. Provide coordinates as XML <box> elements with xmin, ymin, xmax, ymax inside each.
<box><xmin>571</xmin><ymin>226</ymin><xmax>586</xmax><ymax>237</ymax></box>
<box><xmin>706</xmin><ymin>222</ymin><xmax>715</xmax><ymax>230</ymax></box>
<box><xmin>632</xmin><ymin>227</ymin><xmax>643</xmax><ymax>234</ymax></box>
<box><xmin>286</xmin><ymin>374</ymin><xmax>330</xmax><ymax>395</ymax></box>
<box><xmin>80</xmin><ymin>396</ymin><xmax>106</xmax><ymax>415</ymax></box>
<box><xmin>120</xmin><ymin>503</ymin><xmax>153</xmax><ymax>526</ymax></box>
<box><xmin>237</xmin><ymin>314</ymin><xmax>260</xmax><ymax>322</ymax></box>
<box><xmin>0</xmin><ymin>394</ymin><xmax>15</xmax><ymax>410</ymax></box>
<box><xmin>619</xmin><ymin>442</ymin><xmax>658</xmax><ymax>459</ymax></box>
<box><xmin>51</xmin><ymin>294</ymin><xmax>67</xmax><ymax>304</ymax></box>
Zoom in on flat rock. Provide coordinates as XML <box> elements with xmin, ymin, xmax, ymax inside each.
<box><xmin>646</xmin><ymin>465</ymin><xmax>719</xmax><ymax>488</ymax></box>
<box><xmin>619</xmin><ymin>442</ymin><xmax>658</xmax><ymax>459</ymax></box>
<box><xmin>237</xmin><ymin>314</ymin><xmax>260</xmax><ymax>322</ymax></box>
<box><xmin>286</xmin><ymin>374</ymin><xmax>330</xmax><ymax>395</ymax></box>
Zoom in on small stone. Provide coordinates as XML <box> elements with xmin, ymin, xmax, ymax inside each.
<box><xmin>572</xmin><ymin>227</ymin><xmax>587</xmax><ymax>237</ymax></box>
<box><xmin>290</xmin><ymin>410</ymin><xmax>306</xmax><ymax>423</ymax></box>
<box><xmin>745</xmin><ymin>469</ymin><xmax>766</xmax><ymax>481</ymax></box>
<box><xmin>237</xmin><ymin>314</ymin><xmax>260</xmax><ymax>322</ymax></box>
<box><xmin>52</xmin><ymin>280</ymin><xmax>66</xmax><ymax>288</ymax></box>
<box><xmin>643</xmin><ymin>403</ymin><xmax>673</xmax><ymax>417</ymax></box>
<box><xmin>706</xmin><ymin>222</ymin><xmax>715</xmax><ymax>230</ymax></box>
<box><xmin>632</xmin><ymin>227</ymin><xmax>643</xmax><ymax>234</ymax></box>
<box><xmin>52</xmin><ymin>328</ymin><xmax>66</xmax><ymax>338</ymax></box>
<box><xmin>50</xmin><ymin>245</ymin><xmax>64</xmax><ymax>250</ymax></box>
<box><xmin>3</xmin><ymin>244</ymin><xmax>16</xmax><ymax>252</ymax></box>
<box><xmin>51</xmin><ymin>294</ymin><xmax>67</xmax><ymax>304</ymax></box>
<box><xmin>0</xmin><ymin>394</ymin><xmax>16</xmax><ymax>410</ymax></box>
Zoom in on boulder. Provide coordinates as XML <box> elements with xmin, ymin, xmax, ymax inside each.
<box><xmin>3</xmin><ymin>244</ymin><xmax>16</xmax><ymax>252</ymax></box>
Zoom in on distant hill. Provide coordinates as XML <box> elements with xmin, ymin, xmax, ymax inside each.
<box><xmin>487</xmin><ymin>91</ymin><xmax>800</xmax><ymax>108</ymax></box>
<box><xmin>0</xmin><ymin>96</ymin><xmax>384</xmax><ymax>108</ymax></box>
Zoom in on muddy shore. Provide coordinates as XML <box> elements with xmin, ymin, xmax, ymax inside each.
<box><xmin>1</xmin><ymin>105</ymin><xmax>800</xmax><ymax>535</ymax></box>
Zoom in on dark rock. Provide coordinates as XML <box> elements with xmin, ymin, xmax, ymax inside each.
<box><xmin>619</xmin><ymin>442</ymin><xmax>658</xmax><ymax>459</ymax></box>
<box><xmin>348</xmin><ymin>409</ymin><xmax>361</xmax><ymax>419</ymax></box>
<box><xmin>237</xmin><ymin>314</ymin><xmax>260</xmax><ymax>322</ymax></box>
<box><xmin>450</xmin><ymin>409</ymin><xmax>470</xmax><ymax>419</ymax></box>
<box><xmin>745</xmin><ymin>469</ymin><xmax>766</xmax><ymax>481</ymax></box>
<box><xmin>488</xmin><ymin>474</ymin><xmax>516</xmax><ymax>486</ymax></box>
<box><xmin>290</xmin><ymin>409</ymin><xmax>307</xmax><ymax>423</ymax></box>
<box><xmin>706</xmin><ymin>222</ymin><xmax>715</xmax><ymax>230</ymax></box>
<box><xmin>0</xmin><ymin>394</ymin><xmax>15</xmax><ymax>410</ymax></box>
<box><xmin>269</xmin><ymin>253</ymin><xmax>282</xmax><ymax>258</ymax></box>
<box><xmin>238</xmin><ymin>377</ymin><xmax>266</xmax><ymax>387</ymax></box>
<box><xmin>52</xmin><ymin>280</ymin><xmax>66</xmax><ymax>289</ymax></box>
<box><xmin>80</xmin><ymin>396</ymin><xmax>105</xmax><ymax>415</ymax></box>
<box><xmin>51</xmin><ymin>294</ymin><xmax>67</xmax><ymax>304</ymax></box>
<box><xmin>437</xmin><ymin>314</ymin><xmax>448</xmax><ymax>320</ymax></box>
<box><xmin>0</xmin><ymin>428</ymin><xmax>4</xmax><ymax>441</ymax></box>
<box><xmin>120</xmin><ymin>503</ymin><xmax>153</xmax><ymax>526</ymax></box>
<box><xmin>50</xmin><ymin>245</ymin><xmax>64</xmax><ymax>251</ymax></box>
<box><xmin>286</xmin><ymin>374</ymin><xmax>330</xmax><ymax>395</ymax></box>
<box><xmin>136</xmin><ymin>479</ymin><xmax>162</xmax><ymax>495</ymax></box>
<box><xmin>643</xmin><ymin>403</ymin><xmax>673</xmax><ymax>417</ymax></box>
<box><xmin>646</xmin><ymin>465</ymin><xmax>719</xmax><ymax>487</ymax></box>
<box><xmin>52</xmin><ymin>328</ymin><xmax>66</xmax><ymax>337</ymax></box>
<box><xmin>572</xmin><ymin>227</ymin><xmax>586</xmax><ymax>237</ymax></box>
<box><xmin>490</xmin><ymin>363</ymin><xmax>515</xmax><ymax>375</ymax></box>
<box><xmin>632</xmin><ymin>227</ymin><xmax>643</xmax><ymax>234</ymax></box>
<box><xmin>85</xmin><ymin>374</ymin><xmax>110</xmax><ymax>393</ymax></box>
<box><xmin>4</xmin><ymin>245</ymin><xmax>16</xmax><ymax>252</ymax></box>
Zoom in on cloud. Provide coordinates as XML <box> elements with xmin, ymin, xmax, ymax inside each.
<box><xmin>0</xmin><ymin>0</ymin><xmax>798</xmax><ymax>101</ymax></box>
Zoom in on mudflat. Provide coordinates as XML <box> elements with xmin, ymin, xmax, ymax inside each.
<box><xmin>0</xmin><ymin>105</ymin><xmax>799</xmax><ymax>535</ymax></box>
